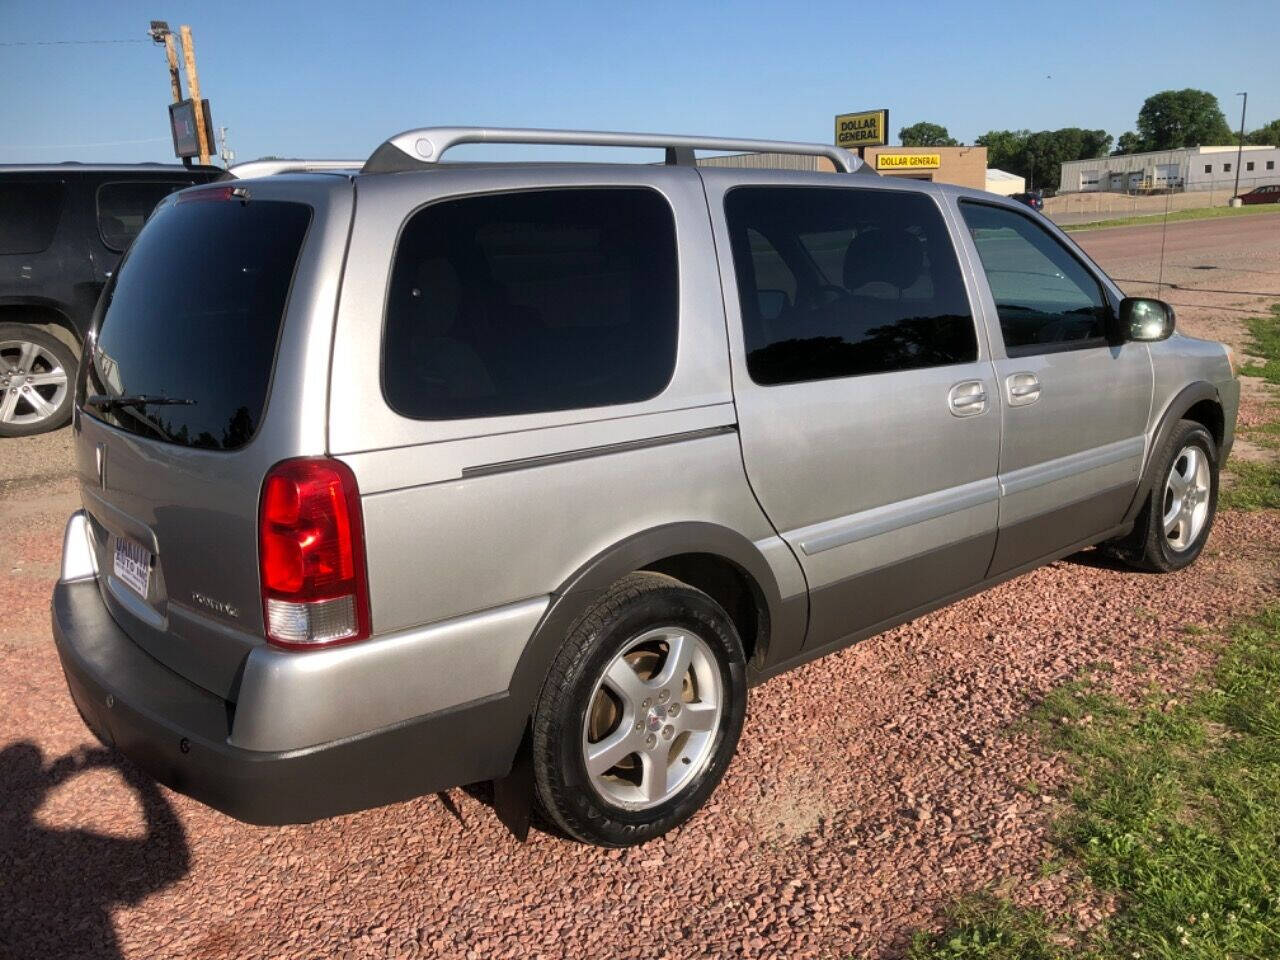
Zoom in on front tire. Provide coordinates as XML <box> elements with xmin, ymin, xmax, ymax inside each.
<box><xmin>1121</xmin><ymin>420</ymin><xmax>1219</xmax><ymax>572</ymax></box>
<box><xmin>531</xmin><ymin>572</ymin><xmax>747</xmax><ymax>847</ymax></box>
<box><xmin>0</xmin><ymin>323</ymin><xmax>77</xmax><ymax>438</ymax></box>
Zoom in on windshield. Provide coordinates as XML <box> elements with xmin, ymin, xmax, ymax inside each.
<box><xmin>82</xmin><ymin>194</ymin><xmax>311</xmax><ymax>450</ymax></box>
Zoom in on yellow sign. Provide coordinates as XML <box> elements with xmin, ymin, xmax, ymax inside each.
<box><xmin>834</xmin><ymin>109</ymin><xmax>888</xmax><ymax>149</ymax></box>
<box><xmin>876</xmin><ymin>153</ymin><xmax>941</xmax><ymax>171</ymax></box>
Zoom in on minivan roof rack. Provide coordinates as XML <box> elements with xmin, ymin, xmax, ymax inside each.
<box><xmin>363</xmin><ymin>127</ymin><xmax>868</xmax><ymax>175</ymax></box>
<box><xmin>220</xmin><ymin>159</ymin><xmax>362</xmax><ymax>180</ymax></box>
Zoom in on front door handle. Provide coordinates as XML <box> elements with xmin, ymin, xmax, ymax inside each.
<box><xmin>1006</xmin><ymin>372</ymin><xmax>1042</xmax><ymax>407</ymax></box>
<box><xmin>948</xmin><ymin>379</ymin><xmax>988</xmax><ymax>417</ymax></box>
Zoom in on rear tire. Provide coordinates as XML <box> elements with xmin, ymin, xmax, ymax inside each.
<box><xmin>1115</xmin><ymin>420</ymin><xmax>1218</xmax><ymax>573</ymax></box>
<box><xmin>0</xmin><ymin>323</ymin><xmax>77</xmax><ymax>438</ymax></box>
<box><xmin>531</xmin><ymin>572</ymin><xmax>747</xmax><ymax>847</ymax></box>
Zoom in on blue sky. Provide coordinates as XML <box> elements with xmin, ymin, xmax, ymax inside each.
<box><xmin>2</xmin><ymin>0</ymin><xmax>1277</xmax><ymax>166</ymax></box>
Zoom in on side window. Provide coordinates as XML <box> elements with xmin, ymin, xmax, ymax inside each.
<box><xmin>383</xmin><ymin>188</ymin><xmax>678</xmax><ymax>420</ymax></box>
<box><xmin>97</xmin><ymin>181</ymin><xmax>193</xmax><ymax>252</ymax></box>
<box><xmin>959</xmin><ymin>201</ymin><xmax>1109</xmax><ymax>356</ymax></box>
<box><xmin>724</xmin><ymin>186</ymin><xmax>977</xmax><ymax>386</ymax></box>
<box><xmin>0</xmin><ymin>181</ymin><xmax>65</xmax><ymax>255</ymax></box>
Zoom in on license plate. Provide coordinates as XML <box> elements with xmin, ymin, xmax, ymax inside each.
<box><xmin>113</xmin><ymin>537</ymin><xmax>152</xmax><ymax>598</ymax></box>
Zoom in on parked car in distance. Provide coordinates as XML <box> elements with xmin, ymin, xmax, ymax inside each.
<box><xmin>52</xmin><ymin>128</ymin><xmax>1239</xmax><ymax>848</ymax></box>
<box><xmin>0</xmin><ymin>163</ymin><xmax>219</xmax><ymax>437</ymax></box>
<box><xmin>1238</xmin><ymin>184</ymin><xmax>1280</xmax><ymax>205</ymax></box>
<box><xmin>1011</xmin><ymin>190</ymin><xmax>1044</xmax><ymax>211</ymax></box>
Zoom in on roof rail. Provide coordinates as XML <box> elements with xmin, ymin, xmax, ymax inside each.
<box><xmin>220</xmin><ymin>159</ymin><xmax>363</xmax><ymax>181</ymax></box>
<box><xmin>363</xmin><ymin>127</ymin><xmax>867</xmax><ymax>174</ymax></box>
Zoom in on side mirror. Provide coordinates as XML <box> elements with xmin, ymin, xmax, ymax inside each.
<box><xmin>1119</xmin><ymin>297</ymin><xmax>1175</xmax><ymax>342</ymax></box>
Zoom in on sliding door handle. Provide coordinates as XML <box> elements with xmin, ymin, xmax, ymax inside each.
<box><xmin>1006</xmin><ymin>372</ymin><xmax>1041</xmax><ymax>406</ymax></box>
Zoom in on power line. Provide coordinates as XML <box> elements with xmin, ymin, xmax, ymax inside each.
<box><xmin>0</xmin><ymin>38</ymin><xmax>149</xmax><ymax>47</ymax></box>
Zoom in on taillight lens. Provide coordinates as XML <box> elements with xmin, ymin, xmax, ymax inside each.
<box><xmin>259</xmin><ymin>458</ymin><xmax>370</xmax><ymax>649</ymax></box>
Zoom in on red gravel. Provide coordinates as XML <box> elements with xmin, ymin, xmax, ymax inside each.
<box><xmin>2</xmin><ymin>495</ymin><xmax>1277</xmax><ymax>959</ymax></box>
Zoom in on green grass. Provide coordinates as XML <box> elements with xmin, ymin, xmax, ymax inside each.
<box><xmin>1059</xmin><ymin>203</ymin><xmax>1280</xmax><ymax>232</ymax></box>
<box><xmin>909</xmin><ymin>608</ymin><xmax>1280</xmax><ymax>960</ymax></box>
<box><xmin>1240</xmin><ymin>304</ymin><xmax>1280</xmax><ymax>386</ymax></box>
<box><xmin>1220</xmin><ymin>460</ymin><xmax>1280</xmax><ymax>511</ymax></box>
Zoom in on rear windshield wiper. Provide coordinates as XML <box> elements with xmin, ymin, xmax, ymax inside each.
<box><xmin>85</xmin><ymin>393</ymin><xmax>197</xmax><ymax>413</ymax></box>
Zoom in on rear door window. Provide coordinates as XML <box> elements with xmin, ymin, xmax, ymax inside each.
<box><xmin>97</xmin><ymin>180</ymin><xmax>196</xmax><ymax>251</ymax></box>
<box><xmin>382</xmin><ymin>187</ymin><xmax>678</xmax><ymax>420</ymax></box>
<box><xmin>83</xmin><ymin>193</ymin><xmax>312</xmax><ymax>450</ymax></box>
<box><xmin>0</xmin><ymin>181</ymin><xmax>66</xmax><ymax>255</ymax></box>
<box><xmin>724</xmin><ymin>186</ymin><xmax>977</xmax><ymax>385</ymax></box>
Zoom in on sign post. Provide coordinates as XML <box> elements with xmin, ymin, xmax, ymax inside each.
<box><xmin>834</xmin><ymin>109</ymin><xmax>889</xmax><ymax>157</ymax></box>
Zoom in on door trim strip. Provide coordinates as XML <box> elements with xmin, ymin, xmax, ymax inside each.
<box><xmin>461</xmin><ymin>424</ymin><xmax>738</xmax><ymax>479</ymax></box>
<box><xmin>793</xmin><ymin>476</ymin><xmax>1000</xmax><ymax>557</ymax></box>
<box><xmin>999</xmin><ymin>435</ymin><xmax>1146</xmax><ymax>497</ymax></box>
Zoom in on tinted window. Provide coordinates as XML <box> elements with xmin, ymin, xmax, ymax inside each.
<box><xmin>959</xmin><ymin>202</ymin><xmax>1108</xmax><ymax>356</ymax></box>
<box><xmin>0</xmin><ymin>181</ymin><xmax>65</xmax><ymax>255</ymax></box>
<box><xmin>724</xmin><ymin>186</ymin><xmax>976</xmax><ymax>386</ymax></box>
<box><xmin>383</xmin><ymin>188</ymin><xmax>677</xmax><ymax>420</ymax></box>
<box><xmin>97</xmin><ymin>180</ymin><xmax>193</xmax><ymax>251</ymax></box>
<box><xmin>84</xmin><ymin>195</ymin><xmax>311</xmax><ymax>450</ymax></box>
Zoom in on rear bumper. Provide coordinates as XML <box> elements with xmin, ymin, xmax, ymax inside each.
<box><xmin>52</xmin><ymin>578</ymin><xmax>525</xmax><ymax>825</ymax></box>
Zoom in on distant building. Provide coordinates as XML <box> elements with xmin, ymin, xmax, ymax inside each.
<box><xmin>700</xmin><ymin>145</ymin><xmax>988</xmax><ymax>190</ymax></box>
<box><xmin>1059</xmin><ymin>145</ymin><xmax>1280</xmax><ymax>194</ymax></box>
<box><xmin>984</xmin><ymin>168</ymin><xmax>1026</xmax><ymax>196</ymax></box>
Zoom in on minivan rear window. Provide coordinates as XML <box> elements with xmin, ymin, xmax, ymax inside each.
<box><xmin>83</xmin><ymin>195</ymin><xmax>311</xmax><ymax>450</ymax></box>
<box><xmin>382</xmin><ymin>188</ymin><xmax>678</xmax><ymax>421</ymax></box>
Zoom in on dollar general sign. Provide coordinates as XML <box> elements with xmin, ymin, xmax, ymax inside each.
<box><xmin>834</xmin><ymin>109</ymin><xmax>888</xmax><ymax>149</ymax></box>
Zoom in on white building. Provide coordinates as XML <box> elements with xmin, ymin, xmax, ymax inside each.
<box><xmin>1059</xmin><ymin>145</ymin><xmax>1280</xmax><ymax>194</ymax></box>
<box><xmin>985</xmin><ymin>168</ymin><xmax>1026</xmax><ymax>196</ymax></box>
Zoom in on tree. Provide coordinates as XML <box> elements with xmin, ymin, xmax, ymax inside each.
<box><xmin>976</xmin><ymin>128</ymin><xmax>1112</xmax><ymax>189</ymax></box>
<box><xmin>1247</xmin><ymin>119</ymin><xmax>1280</xmax><ymax>147</ymax></box>
<box><xmin>1136</xmin><ymin>89</ymin><xmax>1234</xmax><ymax>149</ymax></box>
<box><xmin>899</xmin><ymin>122</ymin><xmax>958</xmax><ymax>147</ymax></box>
<box><xmin>975</xmin><ymin>129</ymin><xmax>1030</xmax><ymax>171</ymax></box>
<box><xmin>1112</xmin><ymin>131</ymin><xmax>1143</xmax><ymax>155</ymax></box>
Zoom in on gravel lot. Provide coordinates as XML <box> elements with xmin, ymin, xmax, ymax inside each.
<box><xmin>1</xmin><ymin>221</ymin><xmax>1277</xmax><ymax>960</ymax></box>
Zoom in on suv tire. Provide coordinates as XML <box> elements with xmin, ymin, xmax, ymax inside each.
<box><xmin>1118</xmin><ymin>420</ymin><xmax>1219</xmax><ymax>573</ymax></box>
<box><xmin>0</xmin><ymin>323</ymin><xmax>77</xmax><ymax>438</ymax></box>
<box><xmin>531</xmin><ymin>572</ymin><xmax>747</xmax><ymax>847</ymax></box>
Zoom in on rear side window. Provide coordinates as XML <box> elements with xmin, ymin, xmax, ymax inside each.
<box><xmin>0</xmin><ymin>181</ymin><xmax>65</xmax><ymax>255</ymax></box>
<box><xmin>959</xmin><ymin>201</ymin><xmax>1108</xmax><ymax>355</ymax></box>
<box><xmin>97</xmin><ymin>180</ymin><xmax>194</xmax><ymax>251</ymax></box>
<box><xmin>383</xmin><ymin>188</ymin><xmax>678</xmax><ymax>420</ymax></box>
<box><xmin>724</xmin><ymin>186</ymin><xmax>976</xmax><ymax>386</ymax></box>
<box><xmin>84</xmin><ymin>195</ymin><xmax>311</xmax><ymax>450</ymax></box>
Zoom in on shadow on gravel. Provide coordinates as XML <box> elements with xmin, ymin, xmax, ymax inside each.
<box><xmin>1066</xmin><ymin>546</ymin><xmax>1153</xmax><ymax>573</ymax></box>
<box><xmin>0</xmin><ymin>743</ymin><xmax>189</xmax><ymax>960</ymax></box>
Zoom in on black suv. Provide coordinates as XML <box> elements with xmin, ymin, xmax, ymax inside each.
<box><xmin>0</xmin><ymin>163</ymin><xmax>218</xmax><ymax>436</ymax></box>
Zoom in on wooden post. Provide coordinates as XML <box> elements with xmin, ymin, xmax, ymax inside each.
<box><xmin>162</xmin><ymin>32</ymin><xmax>182</xmax><ymax>103</ymax></box>
<box><xmin>179</xmin><ymin>25</ymin><xmax>210</xmax><ymax>166</ymax></box>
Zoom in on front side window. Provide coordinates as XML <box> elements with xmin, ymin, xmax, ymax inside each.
<box><xmin>97</xmin><ymin>180</ymin><xmax>194</xmax><ymax>251</ymax></box>
<box><xmin>0</xmin><ymin>180</ymin><xmax>65</xmax><ymax>255</ymax></box>
<box><xmin>724</xmin><ymin>186</ymin><xmax>976</xmax><ymax>386</ymax></box>
<box><xmin>960</xmin><ymin>201</ymin><xmax>1109</xmax><ymax>356</ymax></box>
<box><xmin>383</xmin><ymin>188</ymin><xmax>678</xmax><ymax>420</ymax></box>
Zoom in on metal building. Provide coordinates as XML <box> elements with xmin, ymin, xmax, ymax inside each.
<box><xmin>1059</xmin><ymin>145</ymin><xmax>1280</xmax><ymax>194</ymax></box>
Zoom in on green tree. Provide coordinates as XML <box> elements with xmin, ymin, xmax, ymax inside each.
<box><xmin>899</xmin><ymin>122</ymin><xmax>958</xmax><ymax>147</ymax></box>
<box><xmin>1136</xmin><ymin>89</ymin><xmax>1234</xmax><ymax>149</ymax></box>
<box><xmin>975</xmin><ymin>129</ymin><xmax>1030</xmax><ymax>170</ymax></box>
<box><xmin>1112</xmin><ymin>131</ymin><xmax>1143</xmax><ymax>155</ymax></box>
<box><xmin>1247</xmin><ymin>119</ymin><xmax>1280</xmax><ymax>147</ymax></box>
<box><xmin>977</xmin><ymin>128</ymin><xmax>1112</xmax><ymax>190</ymax></box>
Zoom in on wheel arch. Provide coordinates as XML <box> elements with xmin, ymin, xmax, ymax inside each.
<box><xmin>1124</xmin><ymin>380</ymin><xmax>1223</xmax><ymax>525</ymax></box>
<box><xmin>0</xmin><ymin>300</ymin><xmax>83</xmax><ymax>351</ymax></box>
<box><xmin>507</xmin><ymin>522</ymin><xmax>805</xmax><ymax>720</ymax></box>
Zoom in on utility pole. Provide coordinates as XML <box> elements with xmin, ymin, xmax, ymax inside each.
<box><xmin>1233</xmin><ymin>92</ymin><xmax>1247</xmax><ymax>201</ymax></box>
<box><xmin>179</xmin><ymin>25</ymin><xmax>211</xmax><ymax>166</ymax></box>
<box><xmin>219</xmin><ymin>126</ymin><xmax>235</xmax><ymax>167</ymax></box>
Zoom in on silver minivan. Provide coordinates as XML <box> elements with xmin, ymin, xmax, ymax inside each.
<box><xmin>53</xmin><ymin>128</ymin><xmax>1240</xmax><ymax>847</ymax></box>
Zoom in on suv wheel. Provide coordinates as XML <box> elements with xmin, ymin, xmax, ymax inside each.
<box><xmin>1120</xmin><ymin>420</ymin><xmax>1219</xmax><ymax>572</ymax></box>
<box><xmin>0</xmin><ymin>324</ymin><xmax>77</xmax><ymax>437</ymax></box>
<box><xmin>531</xmin><ymin>572</ymin><xmax>747</xmax><ymax>846</ymax></box>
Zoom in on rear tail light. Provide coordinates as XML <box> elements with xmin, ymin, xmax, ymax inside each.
<box><xmin>259</xmin><ymin>458</ymin><xmax>370</xmax><ymax>649</ymax></box>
